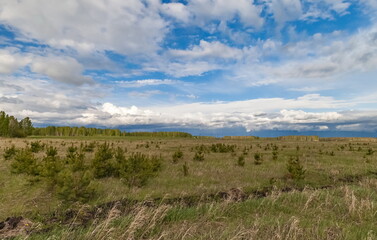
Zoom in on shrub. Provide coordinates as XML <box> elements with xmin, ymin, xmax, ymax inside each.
<box><xmin>237</xmin><ymin>155</ymin><xmax>245</xmax><ymax>167</ymax></box>
<box><xmin>194</xmin><ymin>144</ymin><xmax>208</xmax><ymax>153</ymax></box>
<box><xmin>272</xmin><ymin>150</ymin><xmax>278</xmax><ymax>161</ymax></box>
<box><xmin>113</xmin><ymin>146</ymin><xmax>126</xmax><ymax>177</ymax></box>
<box><xmin>64</xmin><ymin>145</ymin><xmax>86</xmax><ymax>172</ymax></box>
<box><xmin>193</xmin><ymin>151</ymin><xmax>205</xmax><ymax>161</ymax></box>
<box><xmin>46</xmin><ymin>146</ymin><xmax>58</xmax><ymax>157</ymax></box>
<box><xmin>118</xmin><ymin>152</ymin><xmax>162</xmax><ymax>187</ymax></box>
<box><xmin>366</xmin><ymin>148</ymin><xmax>374</xmax><ymax>155</ymax></box>
<box><xmin>66</xmin><ymin>145</ymin><xmax>78</xmax><ymax>159</ymax></box>
<box><xmin>210</xmin><ymin>143</ymin><xmax>236</xmax><ymax>153</ymax></box>
<box><xmin>92</xmin><ymin>142</ymin><xmax>115</xmax><ymax>178</ymax></box>
<box><xmin>254</xmin><ymin>152</ymin><xmax>263</xmax><ymax>165</ymax></box>
<box><xmin>3</xmin><ymin>145</ymin><xmax>17</xmax><ymax>160</ymax></box>
<box><xmin>11</xmin><ymin>149</ymin><xmax>39</xmax><ymax>175</ymax></box>
<box><xmin>55</xmin><ymin>169</ymin><xmax>96</xmax><ymax>203</ymax></box>
<box><xmin>287</xmin><ymin>156</ymin><xmax>306</xmax><ymax>180</ymax></box>
<box><xmin>172</xmin><ymin>149</ymin><xmax>183</xmax><ymax>163</ymax></box>
<box><xmin>82</xmin><ymin>142</ymin><xmax>96</xmax><ymax>152</ymax></box>
<box><xmin>30</xmin><ymin>141</ymin><xmax>44</xmax><ymax>153</ymax></box>
<box><xmin>40</xmin><ymin>148</ymin><xmax>64</xmax><ymax>184</ymax></box>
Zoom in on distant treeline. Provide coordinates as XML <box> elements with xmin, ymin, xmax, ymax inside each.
<box><xmin>33</xmin><ymin>126</ymin><xmax>193</xmax><ymax>138</ymax></box>
<box><xmin>124</xmin><ymin>131</ymin><xmax>192</xmax><ymax>138</ymax></box>
<box><xmin>0</xmin><ymin>110</ymin><xmax>192</xmax><ymax>138</ymax></box>
<box><xmin>0</xmin><ymin>111</ymin><xmax>33</xmax><ymax>137</ymax></box>
<box><xmin>33</xmin><ymin>126</ymin><xmax>124</xmax><ymax>137</ymax></box>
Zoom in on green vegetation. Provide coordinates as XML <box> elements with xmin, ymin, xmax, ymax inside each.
<box><xmin>33</xmin><ymin>126</ymin><xmax>192</xmax><ymax>138</ymax></box>
<box><xmin>237</xmin><ymin>155</ymin><xmax>245</xmax><ymax>167</ymax></box>
<box><xmin>253</xmin><ymin>152</ymin><xmax>263</xmax><ymax>165</ymax></box>
<box><xmin>0</xmin><ymin>111</ymin><xmax>33</xmax><ymax>137</ymax></box>
<box><xmin>172</xmin><ymin>148</ymin><xmax>183</xmax><ymax>163</ymax></box>
<box><xmin>1</xmin><ymin>135</ymin><xmax>377</xmax><ymax>239</ymax></box>
<box><xmin>286</xmin><ymin>156</ymin><xmax>306</xmax><ymax>180</ymax></box>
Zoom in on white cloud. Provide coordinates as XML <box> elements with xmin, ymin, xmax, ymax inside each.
<box><xmin>116</xmin><ymin>79</ymin><xmax>178</xmax><ymax>88</ymax></box>
<box><xmin>161</xmin><ymin>2</ymin><xmax>191</xmax><ymax>23</ymax></box>
<box><xmin>0</xmin><ymin>49</ymin><xmax>31</xmax><ymax>74</ymax></box>
<box><xmin>147</xmin><ymin>61</ymin><xmax>221</xmax><ymax>78</ymax></box>
<box><xmin>0</xmin><ymin>75</ymin><xmax>104</xmax><ymax>123</ymax></box>
<box><xmin>128</xmin><ymin>90</ymin><xmax>164</xmax><ymax>98</ymax></box>
<box><xmin>2</xmin><ymin>78</ymin><xmax>377</xmax><ymax>132</ymax></box>
<box><xmin>68</xmin><ymin>96</ymin><xmax>376</xmax><ymax>132</ymax></box>
<box><xmin>266</xmin><ymin>0</ymin><xmax>303</xmax><ymax>27</ymax></box>
<box><xmin>186</xmin><ymin>0</ymin><xmax>263</xmax><ymax>28</ymax></box>
<box><xmin>0</xmin><ymin>0</ymin><xmax>168</xmax><ymax>55</ymax></box>
<box><xmin>30</xmin><ymin>56</ymin><xmax>93</xmax><ymax>85</ymax></box>
<box><xmin>0</xmin><ymin>47</ymin><xmax>94</xmax><ymax>85</ymax></box>
<box><xmin>169</xmin><ymin>40</ymin><xmax>244</xmax><ymax>60</ymax></box>
<box><xmin>231</xmin><ymin>24</ymin><xmax>377</xmax><ymax>87</ymax></box>
<box><xmin>361</xmin><ymin>0</ymin><xmax>377</xmax><ymax>11</ymax></box>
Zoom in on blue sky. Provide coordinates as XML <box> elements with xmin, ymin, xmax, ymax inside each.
<box><xmin>0</xmin><ymin>0</ymin><xmax>377</xmax><ymax>136</ymax></box>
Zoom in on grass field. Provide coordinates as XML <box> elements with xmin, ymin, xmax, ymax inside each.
<box><xmin>1</xmin><ymin>136</ymin><xmax>377</xmax><ymax>239</ymax></box>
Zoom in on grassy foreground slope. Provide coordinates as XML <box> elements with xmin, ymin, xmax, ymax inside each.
<box><xmin>1</xmin><ymin>136</ymin><xmax>377</xmax><ymax>239</ymax></box>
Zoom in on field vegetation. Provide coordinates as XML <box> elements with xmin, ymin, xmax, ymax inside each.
<box><xmin>1</xmin><ymin>135</ymin><xmax>377</xmax><ymax>239</ymax></box>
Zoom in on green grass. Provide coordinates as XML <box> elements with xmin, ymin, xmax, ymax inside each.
<box><xmin>1</xmin><ymin>137</ymin><xmax>377</xmax><ymax>239</ymax></box>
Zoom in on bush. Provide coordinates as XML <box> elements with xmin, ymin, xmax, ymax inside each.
<box><xmin>55</xmin><ymin>169</ymin><xmax>96</xmax><ymax>203</ymax></box>
<box><xmin>46</xmin><ymin>146</ymin><xmax>58</xmax><ymax>157</ymax></box>
<box><xmin>113</xmin><ymin>147</ymin><xmax>126</xmax><ymax>177</ymax></box>
<box><xmin>237</xmin><ymin>155</ymin><xmax>245</xmax><ymax>167</ymax></box>
<box><xmin>92</xmin><ymin>142</ymin><xmax>115</xmax><ymax>178</ymax></box>
<box><xmin>30</xmin><ymin>141</ymin><xmax>44</xmax><ymax>153</ymax></box>
<box><xmin>118</xmin><ymin>152</ymin><xmax>162</xmax><ymax>187</ymax></box>
<box><xmin>172</xmin><ymin>149</ymin><xmax>183</xmax><ymax>163</ymax></box>
<box><xmin>193</xmin><ymin>151</ymin><xmax>205</xmax><ymax>161</ymax></box>
<box><xmin>66</xmin><ymin>145</ymin><xmax>78</xmax><ymax>159</ymax></box>
<box><xmin>287</xmin><ymin>156</ymin><xmax>306</xmax><ymax>180</ymax></box>
<box><xmin>254</xmin><ymin>152</ymin><xmax>263</xmax><ymax>165</ymax></box>
<box><xmin>194</xmin><ymin>144</ymin><xmax>208</xmax><ymax>153</ymax></box>
<box><xmin>210</xmin><ymin>143</ymin><xmax>236</xmax><ymax>153</ymax></box>
<box><xmin>11</xmin><ymin>149</ymin><xmax>39</xmax><ymax>175</ymax></box>
<box><xmin>272</xmin><ymin>150</ymin><xmax>278</xmax><ymax>161</ymax></box>
<box><xmin>65</xmin><ymin>145</ymin><xmax>86</xmax><ymax>172</ymax></box>
<box><xmin>40</xmin><ymin>148</ymin><xmax>63</xmax><ymax>184</ymax></box>
<box><xmin>366</xmin><ymin>148</ymin><xmax>374</xmax><ymax>155</ymax></box>
<box><xmin>3</xmin><ymin>145</ymin><xmax>17</xmax><ymax>160</ymax></box>
<box><xmin>82</xmin><ymin>142</ymin><xmax>96</xmax><ymax>152</ymax></box>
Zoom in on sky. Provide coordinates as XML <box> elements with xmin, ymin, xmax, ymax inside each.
<box><xmin>0</xmin><ymin>0</ymin><xmax>377</xmax><ymax>137</ymax></box>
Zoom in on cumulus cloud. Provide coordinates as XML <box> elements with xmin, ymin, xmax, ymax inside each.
<box><xmin>266</xmin><ymin>0</ymin><xmax>303</xmax><ymax>27</ymax></box>
<box><xmin>265</xmin><ymin>0</ymin><xmax>352</xmax><ymax>27</ymax></box>
<box><xmin>0</xmin><ymin>0</ymin><xmax>168</xmax><ymax>55</ymax></box>
<box><xmin>0</xmin><ymin>76</ymin><xmax>103</xmax><ymax>124</ymax></box>
<box><xmin>185</xmin><ymin>0</ymin><xmax>263</xmax><ymax>28</ymax></box>
<box><xmin>0</xmin><ymin>49</ymin><xmax>31</xmax><ymax>74</ymax></box>
<box><xmin>231</xmin><ymin>24</ymin><xmax>377</xmax><ymax>87</ymax></box>
<box><xmin>0</xmin><ymin>0</ymin><xmax>376</xmax><ymax>135</ymax></box>
<box><xmin>161</xmin><ymin>2</ymin><xmax>191</xmax><ymax>23</ymax></box>
<box><xmin>2</xmin><ymin>78</ymin><xmax>377</xmax><ymax>133</ymax></box>
<box><xmin>30</xmin><ymin>56</ymin><xmax>93</xmax><ymax>85</ymax></box>
<box><xmin>0</xmin><ymin>48</ymin><xmax>93</xmax><ymax>85</ymax></box>
<box><xmin>169</xmin><ymin>40</ymin><xmax>244</xmax><ymax>60</ymax></box>
<box><xmin>65</xmin><ymin>98</ymin><xmax>377</xmax><ymax>132</ymax></box>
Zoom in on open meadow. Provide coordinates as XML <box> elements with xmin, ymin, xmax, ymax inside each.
<box><xmin>1</xmin><ymin>136</ymin><xmax>377</xmax><ymax>239</ymax></box>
